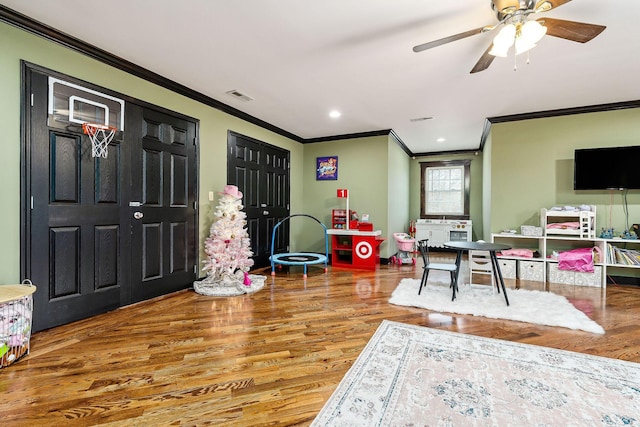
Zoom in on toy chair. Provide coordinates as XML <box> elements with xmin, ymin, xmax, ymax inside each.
<box><xmin>468</xmin><ymin>250</ymin><xmax>497</xmax><ymax>292</ymax></box>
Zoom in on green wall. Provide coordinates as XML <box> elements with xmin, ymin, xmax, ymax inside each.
<box><xmin>489</xmin><ymin>109</ymin><xmax>640</xmax><ymax>236</ymax></box>
<box><xmin>386</xmin><ymin>135</ymin><xmax>411</xmax><ymax>257</ymax></box>
<box><xmin>0</xmin><ymin>22</ymin><xmax>304</xmax><ymax>283</ymax></box>
<box><xmin>409</xmin><ymin>152</ymin><xmax>485</xmax><ymax>241</ymax></box>
<box><xmin>302</xmin><ymin>135</ymin><xmax>405</xmax><ymax>258</ymax></box>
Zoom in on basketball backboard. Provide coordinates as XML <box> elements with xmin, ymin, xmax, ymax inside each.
<box><xmin>48</xmin><ymin>77</ymin><xmax>125</xmax><ymax>132</ymax></box>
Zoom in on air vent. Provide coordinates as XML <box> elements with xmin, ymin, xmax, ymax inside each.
<box><xmin>410</xmin><ymin>116</ymin><xmax>433</xmax><ymax>122</ymax></box>
<box><xmin>225</xmin><ymin>90</ymin><xmax>254</xmax><ymax>102</ymax></box>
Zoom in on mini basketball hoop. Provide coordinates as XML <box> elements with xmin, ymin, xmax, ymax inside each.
<box><xmin>82</xmin><ymin>123</ymin><xmax>117</xmax><ymax>158</ymax></box>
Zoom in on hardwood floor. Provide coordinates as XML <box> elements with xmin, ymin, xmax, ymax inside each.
<box><xmin>2</xmin><ymin>256</ymin><xmax>640</xmax><ymax>426</ymax></box>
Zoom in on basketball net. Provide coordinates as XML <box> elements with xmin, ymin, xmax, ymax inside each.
<box><xmin>82</xmin><ymin>123</ymin><xmax>117</xmax><ymax>158</ymax></box>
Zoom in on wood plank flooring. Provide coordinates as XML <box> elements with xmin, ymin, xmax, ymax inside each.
<box><xmin>2</xmin><ymin>255</ymin><xmax>639</xmax><ymax>426</ymax></box>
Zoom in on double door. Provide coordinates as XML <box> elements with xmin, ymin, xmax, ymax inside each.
<box><xmin>23</xmin><ymin>67</ymin><xmax>198</xmax><ymax>331</ymax></box>
<box><xmin>227</xmin><ymin>132</ymin><xmax>290</xmax><ymax>268</ymax></box>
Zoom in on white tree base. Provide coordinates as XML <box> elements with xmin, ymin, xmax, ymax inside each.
<box><xmin>193</xmin><ymin>274</ymin><xmax>266</xmax><ymax>297</ymax></box>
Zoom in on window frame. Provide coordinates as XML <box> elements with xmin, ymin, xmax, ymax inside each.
<box><xmin>420</xmin><ymin>160</ymin><xmax>471</xmax><ymax>220</ymax></box>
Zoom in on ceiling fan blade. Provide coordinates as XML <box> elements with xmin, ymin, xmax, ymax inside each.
<box><xmin>534</xmin><ymin>0</ymin><xmax>572</xmax><ymax>12</ymax></box>
<box><xmin>470</xmin><ymin>45</ymin><xmax>496</xmax><ymax>74</ymax></box>
<box><xmin>539</xmin><ymin>17</ymin><xmax>606</xmax><ymax>43</ymax></box>
<box><xmin>413</xmin><ymin>27</ymin><xmax>487</xmax><ymax>53</ymax></box>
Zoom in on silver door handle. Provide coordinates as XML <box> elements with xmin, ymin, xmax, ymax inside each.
<box><xmin>134</xmin><ymin>212</ymin><xmax>144</xmax><ymax>220</ymax></box>
<box><xmin>263</xmin><ymin>210</ymin><xmax>269</xmax><ymax>215</ymax></box>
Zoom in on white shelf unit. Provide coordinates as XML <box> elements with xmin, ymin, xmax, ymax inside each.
<box><xmin>544</xmin><ymin>234</ymin><xmax>606</xmax><ymax>287</ymax></box>
<box><xmin>605</xmin><ymin>239</ymin><xmax>640</xmax><ymax>271</ymax></box>
<box><xmin>490</xmin><ymin>234</ymin><xmax>547</xmax><ymax>282</ymax></box>
<box><xmin>491</xmin><ymin>232</ymin><xmax>640</xmax><ymax>288</ymax></box>
<box><xmin>541</xmin><ymin>206</ymin><xmax>596</xmax><ymax>239</ymax></box>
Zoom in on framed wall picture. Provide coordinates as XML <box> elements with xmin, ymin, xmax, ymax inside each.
<box><xmin>316</xmin><ymin>156</ymin><xmax>338</xmax><ymax>180</ymax></box>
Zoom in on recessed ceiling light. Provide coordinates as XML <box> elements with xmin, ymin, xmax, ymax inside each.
<box><xmin>437</xmin><ymin>138</ymin><xmax>446</xmax><ymax>143</ymax></box>
<box><xmin>329</xmin><ymin>110</ymin><xmax>341</xmax><ymax>118</ymax></box>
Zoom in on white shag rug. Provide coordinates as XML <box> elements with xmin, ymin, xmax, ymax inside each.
<box><xmin>193</xmin><ymin>274</ymin><xmax>266</xmax><ymax>296</ymax></box>
<box><xmin>389</xmin><ymin>278</ymin><xmax>604</xmax><ymax>334</ymax></box>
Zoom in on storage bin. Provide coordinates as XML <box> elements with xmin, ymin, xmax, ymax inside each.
<box><xmin>496</xmin><ymin>258</ymin><xmax>517</xmax><ymax>279</ymax></box>
<box><xmin>521</xmin><ymin>225</ymin><xmax>542</xmax><ymax>237</ymax></box>
<box><xmin>518</xmin><ymin>260</ymin><xmax>544</xmax><ymax>281</ymax></box>
<box><xmin>548</xmin><ymin>263</ymin><xmax>602</xmax><ymax>287</ymax></box>
<box><xmin>547</xmin><ymin>263</ymin><xmax>574</xmax><ymax>285</ymax></box>
<box><xmin>574</xmin><ymin>266</ymin><xmax>602</xmax><ymax>288</ymax></box>
<box><xmin>0</xmin><ymin>281</ymin><xmax>35</xmax><ymax>368</ymax></box>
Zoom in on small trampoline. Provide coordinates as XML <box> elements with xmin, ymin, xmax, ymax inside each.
<box><xmin>269</xmin><ymin>214</ymin><xmax>329</xmax><ymax>278</ymax></box>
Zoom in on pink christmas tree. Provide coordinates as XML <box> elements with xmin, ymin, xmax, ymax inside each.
<box><xmin>194</xmin><ymin>185</ymin><xmax>265</xmax><ymax>296</ymax></box>
<box><xmin>203</xmin><ymin>185</ymin><xmax>254</xmax><ymax>279</ymax></box>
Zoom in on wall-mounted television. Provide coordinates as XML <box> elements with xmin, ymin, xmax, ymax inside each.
<box><xmin>574</xmin><ymin>145</ymin><xmax>640</xmax><ymax>190</ymax></box>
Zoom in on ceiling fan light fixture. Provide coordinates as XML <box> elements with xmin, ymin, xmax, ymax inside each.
<box><xmin>514</xmin><ymin>20</ymin><xmax>546</xmax><ymax>55</ymax></box>
<box><xmin>521</xmin><ymin>20</ymin><xmax>547</xmax><ymax>44</ymax></box>
<box><xmin>489</xmin><ymin>23</ymin><xmax>516</xmax><ymax>57</ymax></box>
<box><xmin>489</xmin><ymin>19</ymin><xmax>547</xmax><ymax>57</ymax></box>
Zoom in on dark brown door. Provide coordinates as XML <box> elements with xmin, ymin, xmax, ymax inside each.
<box><xmin>23</xmin><ymin>66</ymin><xmax>198</xmax><ymax>331</ymax></box>
<box><xmin>227</xmin><ymin>132</ymin><xmax>290</xmax><ymax>267</ymax></box>
<box><xmin>128</xmin><ymin>106</ymin><xmax>198</xmax><ymax>302</ymax></box>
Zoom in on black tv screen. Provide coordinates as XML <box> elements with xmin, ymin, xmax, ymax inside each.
<box><xmin>574</xmin><ymin>145</ymin><xmax>640</xmax><ymax>190</ymax></box>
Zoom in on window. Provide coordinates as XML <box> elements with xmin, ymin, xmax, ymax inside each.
<box><xmin>420</xmin><ymin>160</ymin><xmax>470</xmax><ymax>219</ymax></box>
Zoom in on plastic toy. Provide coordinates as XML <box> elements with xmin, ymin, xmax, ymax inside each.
<box><xmin>390</xmin><ymin>232</ymin><xmax>417</xmax><ymax>265</ymax></box>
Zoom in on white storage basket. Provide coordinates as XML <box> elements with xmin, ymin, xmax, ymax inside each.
<box><xmin>0</xmin><ymin>281</ymin><xmax>36</xmax><ymax>368</ymax></box>
<box><xmin>548</xmin><ymin>263</ymin><xmax>602</xmax><ymax>287</ymax></box>
<box><xmin>518</xmin><ymin>260</ymin><xmax>544</xmax><ymax>281</ymax></box>
<box><xmin>497</xmin><ymin>259</ymin><xmax>517</xmax><ymax>279</ymax></box>
<box><xmin>520</xmin><ymin>225</ymin><xmax>542</xmax><ymax>236</ymax></box>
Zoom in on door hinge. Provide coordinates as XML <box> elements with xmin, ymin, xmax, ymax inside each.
<box><xmin>31</xmin><ymin>94</ymin><xmax>34</xmax><ymax>107</ymax></box>
<box><xmin>194</xmin><ymin>265</ymin><xmax>198</xmax><ymax>274</ymax></box>
<box><xmin>194</xmin><ymin>201</ymin><xmax>197</xmax><ymax>209</ymax></box>
<box><xmin>30</xmin><ymin>196</ymin><xmax>34</xmax><ymax>210</ymax></box>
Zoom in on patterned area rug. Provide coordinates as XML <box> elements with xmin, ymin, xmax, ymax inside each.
<box><xmin>312</xmin><ymin>321</ymin><xmax>639</xmax><ymax>426</ymax></box>
<box><xmin>389</xmin><ymin>278</ymin><xmax>604</xmax><ymax>334</ymax></box>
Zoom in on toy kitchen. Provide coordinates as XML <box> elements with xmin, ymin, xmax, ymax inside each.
<box><xmin>414</xmin><ymin>219</ymin><xmax>472</xmax><ymax>248</ymax></box>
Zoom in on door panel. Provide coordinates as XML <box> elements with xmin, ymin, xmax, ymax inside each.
<box><xmin>129</xmin><ymin>105</ymin><xmax>197</xmax><ymax>302</ymax></box>
<box><xmin>28</xmin><ymin>72</ymin><xmax>126</xmax><ymax>331</ymax></box>
<box><xmin>227</xmin><ymin>132</ymin><xmax>290</xmax><ymax>268</ymax></box>
<box><xmin>95</xmin><ymin>225</ymin><xmax>119</xmax><ymax>288</ymax></box>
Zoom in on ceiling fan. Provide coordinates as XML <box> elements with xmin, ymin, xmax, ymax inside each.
<box><xmin>413</xmin><ymin>0</ymin><xmax>606</xmax><ymax>73</ymax></box>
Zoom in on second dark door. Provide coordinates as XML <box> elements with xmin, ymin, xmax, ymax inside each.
<box><xmin>227</xmin><ymin>132</ymin><xmax>290</xmax><ymax>267</ymax></box>
<box><xmin>128</xmin><ymin>105</ymin><xmax>198</xmax><ymax>303</ymax></box>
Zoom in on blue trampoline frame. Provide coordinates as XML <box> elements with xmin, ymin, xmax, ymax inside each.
<box><xmin>269</xmin><ymin>214</ymin><xmax>329</xmax><ymax>278</ymax></box>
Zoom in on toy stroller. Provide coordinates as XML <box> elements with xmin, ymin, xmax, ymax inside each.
<box><xmin>390</xmin><ymin>232</ymin><xmax>416</xmax><ymax>265</ymax></box>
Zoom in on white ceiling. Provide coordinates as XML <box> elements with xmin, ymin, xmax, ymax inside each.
<box><xmin>2</xmin><ymin>0</ymin><xmax>640</xmax><ymax>154</ymax></box>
